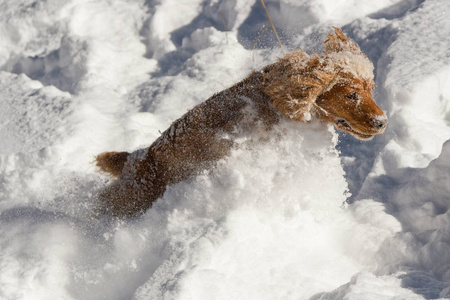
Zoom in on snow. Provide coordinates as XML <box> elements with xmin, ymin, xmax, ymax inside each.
<box><xmin>1</xmin><ymin>0</ymin><xmax>450</xmax><ymax>299</ymax></box>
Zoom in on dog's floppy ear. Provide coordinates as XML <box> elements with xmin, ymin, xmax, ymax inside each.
<box><xmin>262</xmin><ymin>51</ymin><xmax>335</xmax><ymax>122</ymax></box>
<box><xmin>324</xmin><ymin>27</ymin><xmax>362</xmax><ymax>55</ymax></box>
<box><xmin>323</xmin><ymin>27</ymin><xmax>374</xmax><ymax>82</ymax></box>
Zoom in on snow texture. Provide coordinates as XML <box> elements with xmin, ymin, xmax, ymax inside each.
<box><xmin>1</xmin><ymin>0</ymin><xmax>450</xmax><ymax>299</ymax></box>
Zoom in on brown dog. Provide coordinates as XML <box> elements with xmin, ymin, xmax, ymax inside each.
<box><xmin>95</xmin><ymin>28</ymin><xmax>387</xmax><ymax>217</ymax></box>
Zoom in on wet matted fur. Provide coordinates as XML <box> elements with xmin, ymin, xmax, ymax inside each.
<box><xmin>95</xmin><ymin>28</ymin><xmax>387</xmax><ymax>218</ymax></box>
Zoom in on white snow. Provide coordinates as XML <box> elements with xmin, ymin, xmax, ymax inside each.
<box><xmin>1</xmin><ymin>0</ymin><xmax>450</xmax><ymax>299</ymax></box>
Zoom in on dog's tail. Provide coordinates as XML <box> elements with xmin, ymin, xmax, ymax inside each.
<box><xmin>95</xmin><ymin>151</ymin><xmax>129</xmax><ymax>177</ymax></box>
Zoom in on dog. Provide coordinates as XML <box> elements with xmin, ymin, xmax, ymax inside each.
<box><xmin>95</xmin><ymin>28</ymin><xmax>387</xmax><ymax>218</ymax></box>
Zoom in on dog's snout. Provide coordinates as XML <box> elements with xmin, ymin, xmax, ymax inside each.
<box><xmin>372</xmin><ymin>116</ymin><xmax>388</xmax><ymax>130</ymax></box>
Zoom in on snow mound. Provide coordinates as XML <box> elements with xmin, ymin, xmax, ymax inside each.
<box><xmin>0</xmin><ymin>72</ymin><xmax>72</xmax><ymax>154</ymax></box>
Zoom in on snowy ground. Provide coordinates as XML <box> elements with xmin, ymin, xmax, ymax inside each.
<box><xmin>1</xmin><ymin>0</ymin><xmax>450</xmax><ymax>299</ymax></box>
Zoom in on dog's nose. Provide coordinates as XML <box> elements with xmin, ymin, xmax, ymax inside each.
<box><xmin>371</xmin><ymin>116</ymin><xmax>388</xmax><ymax>130</ymax></box>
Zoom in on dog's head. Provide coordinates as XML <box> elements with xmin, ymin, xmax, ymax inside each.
<box><xmin>263</xmin><ymin>27</ymin><xmax>387</xmax><ymax>140</ymax></box>
<box><xmin>314</xmin><ymin>73</ymin><xmax>387</xmax><ymax>140</ymax></box>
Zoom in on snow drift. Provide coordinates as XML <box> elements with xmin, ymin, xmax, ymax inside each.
<box><xmin>1</xmin><ymin>0</ymin><xmax>450</xmax><ymax>299</ymax></box>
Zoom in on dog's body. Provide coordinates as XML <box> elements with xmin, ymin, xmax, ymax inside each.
<box><xmin>96</xmin><ymin>28</ymin><xmax>388</xmax><ymax>217</ymax></box>
<box><xmin>96</xmin><ymin>71</ymin><xmax>280</xmax><ymax>216</ymax></box>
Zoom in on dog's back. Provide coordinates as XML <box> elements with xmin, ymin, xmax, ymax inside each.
<box><xmin>95</xmin><ymin>71</ymin><xmax>279</xmax><ymax>217</ymax></box>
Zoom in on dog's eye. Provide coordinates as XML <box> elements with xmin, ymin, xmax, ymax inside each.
<box><xmin>345</xmin><ymin>92</ymin><xmax>359</xmax><ymax>101</ymax></box>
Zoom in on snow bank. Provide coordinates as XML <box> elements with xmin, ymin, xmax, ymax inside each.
<box><xmin>133</xmin><ymin>121</ymin><xmax>363</xmax><ymax>300</ymax></box>
<box><xmin>374</xmin><ymin>0</ymin><xmax>450</xmax><ymax>174</ymax></box>
<box><xmin>1</xmin><ymin>0</ymin><xmax>450</xmax><ymax>299</ymax></box>
<box><xmin>314</xmin><ymin>272</ymin><xmax>426</xmax><ymax>300</ymax></box>
<box><xmin>0</xmin><ymin>72</ymin><xmax>72</xmax><ymax>154</ymax></box>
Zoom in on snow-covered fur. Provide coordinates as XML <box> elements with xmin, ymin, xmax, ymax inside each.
<box><xmin>95</xmin><ymin>27</ymin><xmax>387</xmax><ymax>218</ymax></box>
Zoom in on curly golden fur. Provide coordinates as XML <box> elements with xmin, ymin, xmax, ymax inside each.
<box><xmin>95</xmin><ymin>28</ymin><xmax>387</xmax><ymax>218</ymax></box>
